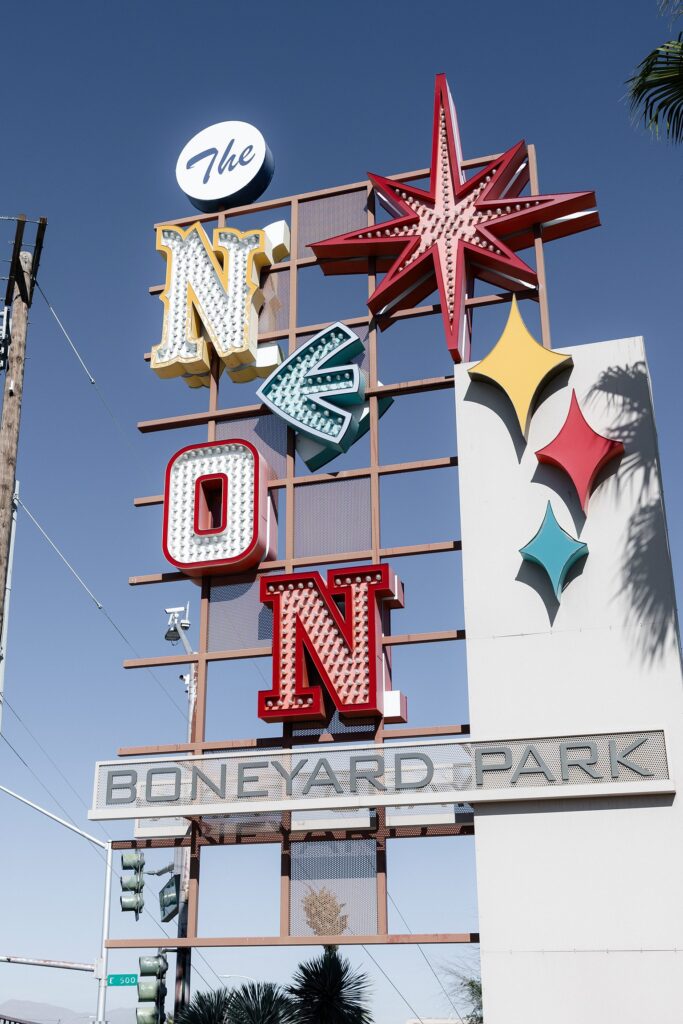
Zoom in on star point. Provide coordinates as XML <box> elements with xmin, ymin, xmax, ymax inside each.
<box><xmin>468</xmin><ymin>298</ymin><xmax>573</xmax><ymax>436</ymax></box>
<box><xmin>311</xmin><ymin>74</ymin><xmax>599</xmax><ymax>363</ymax></box>
<box><xmin>536</xmin><ymin>391</ymin><xmax>625</xmax><ymax>510</ymax></box>
<box><xmin>520</xmin><ymin>501</ymin><xmax>588</xmax><ymax>599</ymax></box>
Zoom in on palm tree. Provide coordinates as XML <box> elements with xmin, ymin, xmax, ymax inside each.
<box><xmin>441</xmin><ymin>965</ymin><xmax>483</xmax><ymax>1024</ymax></box>
<box><xmin>175</xmin><ymin>982</ymin><xmax>293</xmax><ymax>1024</ymax></box>
<box><xmin>287</xmin><ymin>946</ymin><xmax>372</xmax><ymax>1024</ymax></box>
<box><xmin>228</xmin><ymin>982</ymin><xmax>294</xmax><ymax>1024</ymax></box>
<box><xmin>627</xmin><ymin>2</ymin><xmax>683</xmax><ymax>142</ymax></box>
<box><xmin>174</xmin><ymin>988</ymin><xmax>232</xmax><ymax>1024</ymax></box>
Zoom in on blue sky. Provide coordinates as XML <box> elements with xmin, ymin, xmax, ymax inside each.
<box><xmin>0</xmin><ymin>0</ymin><xmax>681</xmax><ymax>1020</ymax></box>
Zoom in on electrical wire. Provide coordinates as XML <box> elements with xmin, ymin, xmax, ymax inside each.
<box><xmin>293</xmin><ymin>845</ymin><xmax>427</xmax><ymax>1023</ymax></box>
<box><xmin>0</xmin><ymin>726</ymin><xmax>223</xmax><ymax>994</ymax></box>
<box><xmin>35</xmin><ymin>282</ymin><xmax>140</xmax><ymax>461</ymax></box>
<box><xmin>0</xmin><ymin>692</ymin><xmax>110</xmax><ymax>840</ymax></box>
<box><xmin>353</xmin><ymin>838</ymin><xmax>467</xmax><ymax>1021</ymax></box>
<box><xmin>1</xmin><ymin>690</ymin><xmax>441</xmax><ymax>1020</ymax></box>
<box><xmin>386</xmin><ymin>890</ymin><xmax>466</xmax><ymax>1022</ymax></box>
<box><xmin>4</xmin><ymin>505</ymin><xmax>227</xmax><ymax>992</ymax></box>
<box><xmin>16</xmin><ymin>498</ymin><xmax>188</xmax><ymax>721</ymax></box>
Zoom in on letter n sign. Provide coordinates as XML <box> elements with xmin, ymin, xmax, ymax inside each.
<box><xmin>162</xmin><ymin>439</ymin><xmax>274</xmax><ymax>576</ymax></box>
<box><xmin>258</xmin><ymin>564</ymin><xmax>406</xmax><ymax>723</ymax></box>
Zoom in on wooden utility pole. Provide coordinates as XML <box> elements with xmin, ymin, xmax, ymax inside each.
<box><xmin>0</xmin><ymin>249</ymin><xmax>32</xmax><ymax>636</ymax></box>
<box><xmin>0</xmin><ymin>214</ymin><xmax>46</xmax><ymax>644</ymax></box>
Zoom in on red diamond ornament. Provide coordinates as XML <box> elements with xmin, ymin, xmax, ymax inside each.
<box><xmin>535</xmin><ymin>391</ymin><xmax>624</xmax><ymax>511</ymax></box>
<box><xmin>311</xmin><ymin>75</ymin><xmax>599</xmax><ymax>363</ymax></box>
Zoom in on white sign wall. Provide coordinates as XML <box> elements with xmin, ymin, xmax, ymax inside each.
<box><xmin>455</xmin><ymin>336</ymin><xmax>683</xmax><ymax>1024</ymax></box>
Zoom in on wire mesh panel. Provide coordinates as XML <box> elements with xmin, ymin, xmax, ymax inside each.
<box><xmin>297</xmin><ymin>191</ymin><xmax>368</xmax><ymax>259</ymax></box>
<box><xmin>217</xmin><ymin>414</ymin><xmax>288</xmax><ymax>479</ymax></box>
<box><xmin>290</xmin><ymin>839</ymin><xmax>378</xmax><ymax>937</ymax></box>
<box><xmin>291</xmin><ymin>709</ymin><xmax>378</xmax><ymax>740</ymax></box>
<box><xmin>199</xmin><ymin>811</ymin><xmax>283</xmax><ymax>842</ymax></box>
<box><xmin>294</xmin><ymin>478</ymin><xmax>372</xmax><ymax>557</ymax></box>
<box><xmin>259</xmin><ymin>268</ymin><xmax>290</xmax><ymax>333</ymax></box>
<box><xmin>92</xmin><ymin>732</ymin><xmax>670</xmax><ymax>818</ymax></box>
<box><xmin>208</xmin><ymin>577</ymin><xmax>273</xmax><ymax>652</ymax></box>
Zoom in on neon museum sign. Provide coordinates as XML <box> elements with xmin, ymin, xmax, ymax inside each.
<box><xmin>90</xmin><ymin>101</ymin><xmax>673</xmax><ymax>824</ymax></box>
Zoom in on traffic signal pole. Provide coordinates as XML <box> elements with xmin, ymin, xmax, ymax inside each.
<box><xmin>168</xmin><ymin>619</ymin><xmax>196</xmax><ymax>1012</ymax></box>
<box><xmin>0</xmin><ymin>782</ymin><xmax>112</xmax><ymax>1022</ymax></box>
<box><xmin>97</xmin><ymin>842</ymin><xmax>114</xmax><ymax>1023</ymax></box>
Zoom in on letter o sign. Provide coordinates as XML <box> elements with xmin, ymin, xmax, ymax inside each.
<box><xmin>162</xmin><ymin>439</ymin><xmax>274</xmax><ymax>576</ymax></box>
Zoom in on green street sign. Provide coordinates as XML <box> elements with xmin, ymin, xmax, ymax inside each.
<box><xmin>107</xmin><ymin>972</ymin><xmax>138</xmax><ymax>987</ymax></box>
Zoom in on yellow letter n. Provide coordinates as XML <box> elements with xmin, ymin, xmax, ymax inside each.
<box><xmin>152</xmin><ymin>220</ymin><xmax>290</xmax><ymax>388</ymax></box>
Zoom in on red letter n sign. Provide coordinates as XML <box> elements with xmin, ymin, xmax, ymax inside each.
<box><xmin>259</xmin><ymin>564</ymin><xmax>406</xmax><ymax>724</ymax></box>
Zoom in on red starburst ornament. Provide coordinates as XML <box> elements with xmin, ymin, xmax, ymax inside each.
<box><xmin>311</xmin><ymin>75</ymin><xmax>599</xmax><ymax>363</ymax></box>
<box><xmin>536</xmin><ymin>391</ymin><xmax>624</xmax><ymax>511</ymax></box>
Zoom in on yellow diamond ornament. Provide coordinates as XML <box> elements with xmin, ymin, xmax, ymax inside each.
<box><xmin>468</xmin><ymin>298</ymin><xmax>573</xmax><ymax>436</ymax></box>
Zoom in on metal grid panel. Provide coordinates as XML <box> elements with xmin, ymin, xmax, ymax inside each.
<box><xmin>118</xmin><ymin>158</ymin><xmax>561</xmax><ymax>950</ymax></box>
<box><xmin>297</xmin><ymin>191</ymin><xmax>368</xmax><ymax>259</ymax></box>
<box><xmin>290</xmin><ymin>839</ymin><xmax>378</xmax><ymax>937</ymax></box>
<box><xmin>259</xmin><ymin>268</ymin><xmax>290</xmax><ymax>333</ymax></box>
<box><xmin>294</xmin><ymin>478</ymin><xmax>372</xmax><ymax>557</ymax></box>
<box><xmin>208</xmin><ymin>578</ymin><xmax>273</xmax><ymax>652</ymax></box>
<box><xmin>216</xmin><ymin>414</ymin><xmax>288</xmax><ymax>479</ymax></box>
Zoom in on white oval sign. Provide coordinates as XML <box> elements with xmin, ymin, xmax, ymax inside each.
<box><xmin>175</xmin><ymin>121</ymin><xmax>274</xmax><ymax>213</ymax></box>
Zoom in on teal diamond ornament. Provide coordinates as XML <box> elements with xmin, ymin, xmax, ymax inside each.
<box><xmin>519</xmin><ymin>502</ymin><xmax>588</xmax><ymax>598</ymax></box>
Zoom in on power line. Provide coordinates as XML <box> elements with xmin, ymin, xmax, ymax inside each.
<box><xmin>16</xmin><ymin>498</ymin><xmax>188</xmax><ymax>720</ymax></box>
<box><xmin>0</xmin><ymin>727</ymin><xmax>223</xmax><ymax>994</ymax></box>
<box><xmin>294</xmin><ymin>848</ymin><xmax>426</xmax><ymax>1023</ymax></box>
<box><xmin>0</xmin><ymin>692</ymin><xmax>110</xmax><ymax>840</ymax></box>
<box><xmin>35</xmin><ymin>282</ymin><xmax>140</xmax><ymax>461</ymax></box>
<box><xmin>386</xmin><ymin>891</ymin><xmax>465</xmax><ymax>1021</ymax></box>
<box><xmin>354</xmin><ymin>839</ymin><xmax>465</xmax><ymax>1022</ymax></box>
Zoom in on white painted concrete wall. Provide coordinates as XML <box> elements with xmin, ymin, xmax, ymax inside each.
<box><xmin>454</xmin><ymin>336</ymin><xmax>683</xmax><ymax>1024</ymax></box>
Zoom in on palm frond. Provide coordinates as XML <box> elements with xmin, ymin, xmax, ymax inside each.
<box><xmin>288</xmin><ymin>946</ymin><xmax>373</xmax><ymax>1024</ymax></box>
<box><xmin>175</xmin><ymin>988</ymin><xmax>232</xmax><ymax>1024</ymax></box>
<box><xmin>227</xmin><ymin>981</ymin><xmax>295</xmax><ymax>1024</ymax></box>
<box><xmin>627</xmin><ymin>34</ymin><xmax>683</xmax><ymax>142</ymax></box>
<box><xmin>658</xmin><ymin>0</ymin><xmax>683</xmax><ymax>23</ymax></box>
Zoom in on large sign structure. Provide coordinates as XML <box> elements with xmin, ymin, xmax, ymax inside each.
<box><xmin>93</xmin><ymin>75</ymin><xmax>683</xmax><ymax>1024</ymax></box>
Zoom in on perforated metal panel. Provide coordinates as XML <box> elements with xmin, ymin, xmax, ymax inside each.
<box><xmin>259</xmin><ymin>268</ymin><xmax>290</xmax><ymax>333</ymax></box>
<box><xmin>209</xmin><ymin>577</ymin><xmax>273</xmax><ymax>651</ymax></box>
<box><xmin>472</xmin><ymin>731</ymin><xmax>669</xmax><ymax>789</ymax></box>
<box><xmin>92</xmin><ymin>731</ymin><xmax>670</xmax><ymax>820</ymax></box>
<box><xmin>297</xmin><ymin>192</ymin><xmax>368</xmax><ymax>259</ymax></box>
<box><xmin>294</xmin><ymin>478</ymin><xmax>371</xmax><ymax>557</ymax></box>
<box><xmin>216</xmin><ymin>414</ymin><xmax>287</xmax><ymax>479</ymax></box>
<box><xmin>198</xmin><ymin>811</ymin><xmax>282</xmax><ymax>841</ymax></box>
<box><xmin>290</xmin><ymin>839</ymin><xmax>378</xmax><ymax>937</ymax></box>
<box><xmin>291</xmin><ymin>709</ymin><xmax>377</xmax><ymax>740</ymax></box>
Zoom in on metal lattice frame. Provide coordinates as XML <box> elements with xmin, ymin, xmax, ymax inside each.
<box><xmin>110</xmin><ymin>148</ymin><xmax>551</xmax><ymax>950</ymax></box>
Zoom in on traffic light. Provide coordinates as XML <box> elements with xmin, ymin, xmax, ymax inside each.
<box><xmin>159</xmin><ymin>873</ymin><xmax>180</xmax><ymax>923</ymax></box>
<box><xmin>137</xmin><ymin>953</ymin><xmax>168</xmax><ymax>1024</ymax></box>
<box><xmin>120</xmin><ymin>851</ymin><xmax>145</xmax><ymax>920</ymax></box>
